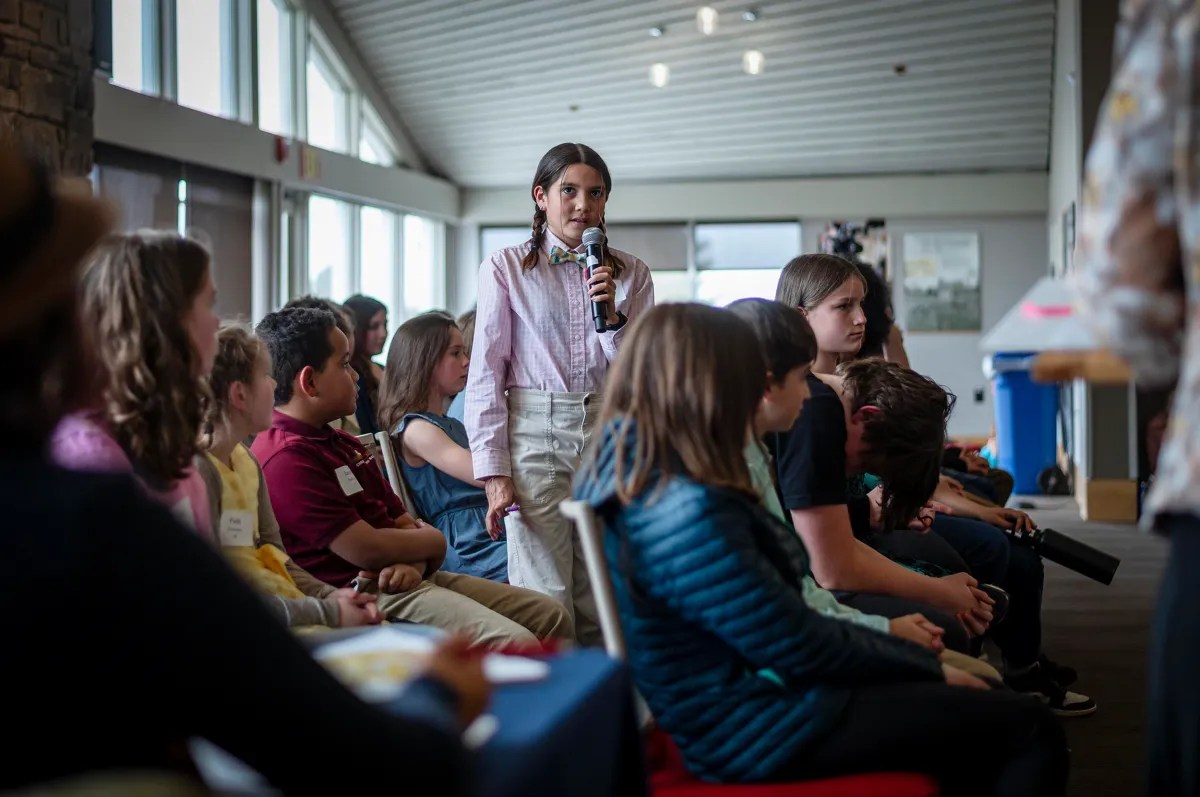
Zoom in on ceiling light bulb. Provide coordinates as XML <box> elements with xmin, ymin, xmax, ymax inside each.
<box><xmin>742</xmin><ymin>9</ymin><xmax>759</xmax><ymax>22</ymax></box>
<box><xmin>743</xmin><ymin>49</ymin><xmax>765</xmax><ymax>75</ymax></box>
<box><xmin>649</xmin><ymin>25</ymin><xmax>664</xmax><ymax>37</ymax></box>
<box><xmin>696</xmin><ymin>6</ymin><xmax>718</xmax><ymax>35</ymax></box>
<box><xmin>650</xmin><ymin>62</ymin><xmax>670</xmax><ymax>88</ymax></box>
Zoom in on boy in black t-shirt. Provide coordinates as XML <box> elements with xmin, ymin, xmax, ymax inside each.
<box><xmin>768</xmin><ymin>370</ymin><xmax>992</xmax><ymax>649</ymax></box>
<box><xmin>771</xmin><ymin>363</ymin><xmax>1095</xmax><ymax>716</ymax></box>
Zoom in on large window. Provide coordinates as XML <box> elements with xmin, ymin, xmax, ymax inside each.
<box><xmin>404</xmin><ymin>215</ymin><xmax>442</xmax><ymax>319</ymax></box>
<box><xmin>111</xmin><ymin>0</ymin><xmax>158</xmax><ymax>94</ymax></box>
<box><xmin>360</xmin><ymin>101</ymin><xmax>399</xmax><ymax>166</ymax></box>
<box><xmin>478</xmin><ymin>222</ymin><xmax>799</xmax><ymax>306</ymax></box>
<box><xmin>301</xmin><ymin>196</ymin><xmax>444</xmax><ymax>335</ymax></box>
<box><xmin>176</xmin><ymin>0</ymin><xmax>236</xmax><ymax>118</ymax></box>
<box><xmin>360</xmin><ymin>206</ymin><xmax>399</xmax><ymax>355</ymax></box>
<box><xmin>306</xmin><ymin>40</ymin><xmax>352</xmax><ymax>153</ymax></box>
<box><xmin>478</xmin><ymin>227</ymin><xmax>528</xmax><ymax>260</ymax></box>
<box><xmin>307</xmin><ymin>195</ymin><xmax>353</xmax><ymax>300</ymax></box>
<box><xmin>692</xmin><ymin>222</ymin><xmax>800</xmax><ymax>305</ymax></box>
<box><xmin>104</xmin><ymin>4</ymin><xmax>405</xmax><ymax>168</ymax></box>
<box><xmin>256</xmin><ymin>0</ymin><xmax>294</xmax><ymax>135</ymax></box>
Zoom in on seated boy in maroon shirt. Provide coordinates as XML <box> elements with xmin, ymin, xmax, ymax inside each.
<box><xmin>252</xmin><ymin>307</ymin><xmax>572</xmax><ymax>649</ymax></box>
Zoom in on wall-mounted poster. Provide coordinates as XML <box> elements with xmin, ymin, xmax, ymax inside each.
<box><xmin>902</xmin><ymin>231</ymin><xmax>981</xmax><ymax>332</ymax></box>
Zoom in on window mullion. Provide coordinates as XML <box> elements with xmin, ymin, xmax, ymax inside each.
<box><xmin>433</xmin><ymin>221</ymin><xmax>447</xmax><ymax>309</ymax></box>
<box><xmin>292</xmin><ymin>193</ymin><xmax>309</xmax><ymax>299</ymax></box>
<box><xmin>348</xmin><ymin>89</ymin><xmax>362</xmax><ymax>159</ymax></box>
<box><xmin>395</xmin><ymin>213</ymin><xmax>407</xmax><ymax>319</ymax></box>
<box><xmin>235</xmin><ymin>0</ymin><xmax>255</xmax><ymax>124</ymax></box>
<box><xmin>350</xmin><ymin>203</ymin><xmax>363</xmax><ymax>296</ymax></box>
<box><xmin>685</xmin><ymin>219</ymin><xmax>698</xmax><ymax>301</ymax></box>
<box><xmin>160</xmin><ymin>0</ymin><xmax>178</xmax><ymax>102</ymax></box>
<box><xmin>296</xmin><ymin>9</ymin><xmax>310</xmax><ymax>142</ymax></box>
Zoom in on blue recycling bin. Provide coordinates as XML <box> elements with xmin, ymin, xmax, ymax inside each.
<box><xmin>990</xmin><ymin>352</ymin><xmax>1059</xmax><ymax>496</ymax></box>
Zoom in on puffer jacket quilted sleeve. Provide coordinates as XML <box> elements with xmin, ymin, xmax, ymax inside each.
<box><xmin>574</xmin><ymin>428</ymin><xmax>943</xmax><ymax>781</ymax></box>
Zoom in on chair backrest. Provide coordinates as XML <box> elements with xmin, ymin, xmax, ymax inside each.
<box><xmin>561</xmin><ymin>500</ymin><xmax>654</xmax><ymax>730</ymax></box>
<box><xmin>374</xmin><ymin>430</ymin><xmax>420</xmax><ymax>519</ymax></box>
<box><xmin>560</xmin><ymin>499</ymin><xmax>627</xmax><ymax>660</ymax></box>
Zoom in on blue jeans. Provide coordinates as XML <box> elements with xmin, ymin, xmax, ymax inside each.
<box><xmin>930</xmin><ymin>515</ymin><xmax>1044</xmax><ymax>667</ymax></box>
<box><xmin>943</xmin><ymin>468</ymin><xmax>1000</xmax><ymax>503</ymax></box>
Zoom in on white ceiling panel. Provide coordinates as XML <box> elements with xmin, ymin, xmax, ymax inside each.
<box><xmin>325</xmin><ymin>0</ymin><xmax>1055</xmax><ymax>186</ymax></box>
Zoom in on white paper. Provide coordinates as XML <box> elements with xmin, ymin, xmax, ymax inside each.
<box><xmin>314</xmin><ymin>626</ymin><xmax>551</xmax><ymax>695</ymax></box>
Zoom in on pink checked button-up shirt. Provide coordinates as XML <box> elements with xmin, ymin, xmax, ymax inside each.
<box><xmin>465</xmin><ymin>228</ymin><xmax>655</xmax><ymax>479</ymax></box>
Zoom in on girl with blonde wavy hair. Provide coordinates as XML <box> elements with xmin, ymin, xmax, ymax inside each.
<box><xmin>51</xmin><ymin>231</ymin><xmax>220</xmax><ymax>535</ymax></box>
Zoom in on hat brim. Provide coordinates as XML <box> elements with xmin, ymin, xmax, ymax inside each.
<box><xmin>0</xmin><ymin>180</ymin><xmax>115</xmax><ymax>340</ymax></box>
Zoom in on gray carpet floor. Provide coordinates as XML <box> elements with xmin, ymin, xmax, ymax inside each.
<box><xmin>1019</xmin><ymin>496</ymin><xmax>1167</xmax><ymax>797</ymax></box>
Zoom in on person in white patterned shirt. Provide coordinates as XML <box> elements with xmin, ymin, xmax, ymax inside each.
<box><xmin>464</xmin><ymin>143</ymin><xmax>655</xmax><ymax>645</ymax></box>
<box><xmin>1075</xmin><ymin>2</ymin><xmax>1200</xmax><ymax>794</ymax></box>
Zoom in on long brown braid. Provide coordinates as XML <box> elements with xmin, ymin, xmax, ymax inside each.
<box><xmin>519</xmin><ymin>143</ymin><xmax>626</xmax><ymax>278</ymax></box>
<box><xmin>521</xmin><ymin>206</ymin><xmax>547</xmax><ymax>271</ymax></box>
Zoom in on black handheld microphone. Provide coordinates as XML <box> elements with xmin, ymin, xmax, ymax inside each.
<box><xmin>582</xmin><ymin>226</ymin><xmax>607</xmax><ymax>333</ymax></box>
<box><xmin>1003</xmin><ymin>526</ymin><xmax>1121</xmax><ymax>585</ymax></box>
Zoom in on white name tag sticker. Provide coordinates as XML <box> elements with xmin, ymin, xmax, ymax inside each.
<box><xmin>614</xmin><ymin>278</ymin><xmax>628</xmax><ymax>304</ymax></box>
<box><xmin>335</xmin><ymin>465</ymin><xmax>364</xmax><ymax>496</ymax></box>
<box><xmin>218</xmin><ymin>509</ymin><xmax>255</xmax><ymax>547</ymax></box>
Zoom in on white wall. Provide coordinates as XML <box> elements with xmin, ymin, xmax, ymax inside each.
<box><xmin>453</xmin><ymin>172</ymin><xmax>1049</xmax><ymax>312</ymax></box>
<box><xmin>891</xmin><ymin>216</ymin><xmax>1048</xmax><ymax>437</ymax></box>
<box><xmin>1047</xmin><ymin>0</ymin><xmax>1139</xmax><ymax>482</ymax></box>
<box><xmin>1048</xmin><ymin>0</ymin><xmax>1090</xmax><ymax>477</ymax></box>
<box><xmin>1048</xmin><ymin>0</ymin><xmax>1081</xmax><ymax>276</ymax></box>
<box><xmin>462</xmin><ymin>173</ymin><xmax>1049</xmax><ymax>225</ymax></box>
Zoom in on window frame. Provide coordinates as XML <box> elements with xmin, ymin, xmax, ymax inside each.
<box><xmin>295</xmin><ymin>192</ymin><xmax>445</xmax><ymax>327</ymax></box>
<box><xmin>167</xmin><ymin>0</ymin><xmax>242</xmax><ymax>120</ymax></box>
<box><xmin>107</xmin><ymin>0</ymin><xmax>163</xmax><ymax>96</ymax></box>
<box><xmin>359</xmin><ymin>100</ymin><xmax>400</xmax><ymax>167</ymax></box>
<box><xmin>251</xmin><ymin>0</ymin><xmax>297</xmax><ymax>135</ymax></box>
<box><xmin>304</xmin><ymin>25</ymin><xmax>356</xmax><ymax>154</ymax></box>
<box><xmin>103</xmin><ymin>0</ymin><xmax>409</xmax><ymax>169</ymax></box>
<box><xmin>478</xmin><ymin>220</ymin><xmax>799</xmax><ymax>306</ymax></box>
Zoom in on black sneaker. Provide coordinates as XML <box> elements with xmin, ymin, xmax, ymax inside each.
<box><xmin>1006</xmin><ymin>663</ymin><xmax>1097</xmax><ymax>717</ymax></box>
<box><xmin>1038</xmin><ymin>654</ymin><xmax>1078</xmax><ymax>688</ymax></box>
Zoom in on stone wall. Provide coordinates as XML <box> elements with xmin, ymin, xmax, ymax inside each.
<box><xmin>0</xmin><ymin>0</ymin><xmax>93</xmax><ymax>175</ymax></box>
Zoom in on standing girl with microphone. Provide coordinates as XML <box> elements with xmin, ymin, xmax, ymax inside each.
<box><xmin>465</xmin><ymin>143</ymin><xmax>655</xmax><ymax>645</ymax></box>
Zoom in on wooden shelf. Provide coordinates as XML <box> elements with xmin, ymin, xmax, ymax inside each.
<box><xmin>1031</xmin><ymin>350</ymin><xmax>1131</xmax><ymax>384</ymax></box>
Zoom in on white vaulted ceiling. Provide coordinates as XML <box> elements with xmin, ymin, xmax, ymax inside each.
<box><xmin>326</xmin><ymin>0</ymin><xmax>1055</xmax><ymax>187</ymax></box>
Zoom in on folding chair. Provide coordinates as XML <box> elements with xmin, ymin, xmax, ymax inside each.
<box><xmin>373</xmin><ymin>431</ymin><xmax>420</xmax><ymax>518</ymax></box>
<box><xmin>558</xmin><ymin>500</ymin><xmax>940</xmax><ymax>797</ymax></box>
<box><xmin>560</xmin><ymin>500</ymin><xmax>627</xmax><ymax>659</ymax></box>
<box><xmin>354</xmin><ymin>431</ymin><xmax>419</xmax><ymax>515</ymax></box>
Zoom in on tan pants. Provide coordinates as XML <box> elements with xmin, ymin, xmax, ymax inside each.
<box><xmin>504</xmin><ymin>388</ymin><xmax>602</xmax><ymax>647</ymax></box>
<box><xmin>375</xmin><ymin>570</ymin><xmax>574</xmax><ymax>650</ymax></box>
<box><xmin>943</xmin><ymin>649</ymin><xmax>1003</xmax><ymax>682</ymax></box>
